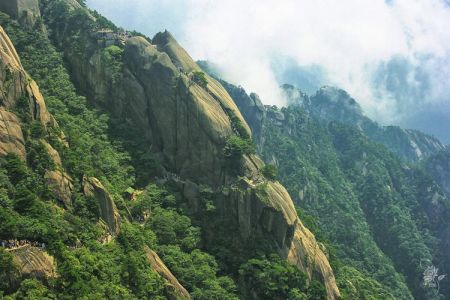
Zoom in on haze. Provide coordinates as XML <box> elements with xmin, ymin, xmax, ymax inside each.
<box><xmin>87</xmin><ymin>0</ymin><xmax>450</xmax><ymax>143</ymax></box>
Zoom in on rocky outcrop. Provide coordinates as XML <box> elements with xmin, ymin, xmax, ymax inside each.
<box><xmin>282</xmin><ymin>84</ymin><xmax>446</xmax><ymax>162</ymax></box>
<box><xmin>0</xmin><ymin>108</ymin><xmax>25</xmax><ymax>158</ymax></box>
<box><xmin>425</xmin><ymin>150</ymin><xmax>450</xmax><ymax>198</ymax></box>
<box><xmin>41</xmin><ymin>140</ymin><xmax>73</xmax><ymax>207</ymax></box>
<box><xmin>218</xmin><ymin>179</ymin><xmax>340</xmax><ymax>299</ymax></box>
<box><xmin>0</xmin><ymin>0</ymin><xmax>41</xmax><ymax>27</ymax></box>
<box><xmin>144</xmin><ymin>246</ymin><xmax>191</xmax><ymax>300</ymax></box>
<box><xmin>45</xmin><ymin>170</ymin><xmax>73</xmax><ymax>207</ymax></box>
<box><xmin>38</xmin><ymin>4</ymin><xmax>340</xmax><ymax>298</ymax></box>
<box><xmin>7</xmin><ymin>245</ymin><xmax>57</xmax><ymax>280</ymax></box>
<box><xmin>219</xmin><ymin>80</ymin><xmax>266</xmax><ymax>147</ymax></box>
<box><xmin>0</xmin><ymin>25</ymin><xmax>59</xmax><ymax>139</ymax></box>
<box><xmin>82</xmin><ymin>176</ymin><xmax>121</xmax><ymax>235</ymax></box>
<box><xmin>1</xmin><ymin>25</ymin><xmax>70</xmax><ymax>209</ymax></box>
<box><xmin>288</xmin><ymin>224</ymin><xmax>339</xmax><ymax>300</ymax></box>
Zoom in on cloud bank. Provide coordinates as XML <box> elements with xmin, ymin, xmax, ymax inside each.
<box><xmin>87</xmin><ymin>0</ymin><xmax>450</xmax><ymax>141</ymax></box>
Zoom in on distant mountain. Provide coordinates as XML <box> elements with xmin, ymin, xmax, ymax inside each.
<box><xmin>0</xmin><ymin>1</ymin><xmax>340</xmax><ymax>299</ymax></box>
<box><xmin>212</xmin><ymin>73</ymin><xmax>450</xmax><ymax>299</ymax></box>
<box><xmin>282</xmin><ymin>84</ymin><xmax>447</xmax><ymax>162</ymax></box>
<box><xmin>199</xmin><ymin>60</ymin><xmax>447</xmax><ymax>163</ymax></box>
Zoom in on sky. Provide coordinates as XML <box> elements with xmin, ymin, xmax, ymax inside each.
<box><xmin>86</xmin><ymin>0</ymin><xmax>450</xmax><ymax>143</ymax></box>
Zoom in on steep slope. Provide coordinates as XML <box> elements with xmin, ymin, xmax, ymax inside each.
<box><xmin>0</xmin><ymin>1</ymin><xmax>342</xmax><ymax>299</ymax></box>
<box><xmin>283</xmin><ymin>84</ymin><xmax>446</xmax><ymax>162</ymax></box>
<box><xmin>0</xmin><ymin>18</ymin><xmax>203</xmax><ymax>300</ymax></box>
<box><xmin>425</xmin><ymin>149</ymin><xmax>450</xmax><ymax>198</ymax></box>
<box><xmin>0</xmin><ymin>0</ymin><xmax>41</xmax><ymax>27</ymax></box>
<box><xmin>222</xmin><ymin>80</ymin><xmax>450</xmax><ymax>299</ymax></box>
<box><xmin>36</xmin><ymin>1</ymin><xmax>341</xmax><ymax>297</ymax></box>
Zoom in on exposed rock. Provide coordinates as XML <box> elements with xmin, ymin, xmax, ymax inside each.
<box><xmin>144</xmin><ymin>246</ymin><xmax>191</xmax><ymax>300</ymax></box>
<box><xmin>0</xmin><ymin>26</ymin><xmax>68</xmax><ymax>179</ymax></box>
<box><xmin>219</xmin><ymin>79</ymin><xmax>266</xmax><ymax>145</ymax></box>
<box><xmin>288</xmin><ymin>223</ymin><xmax>340</xmax><ymax>300</ymax></box>
<box><xmin>82</xmin><ymin>176</ymin><xmax>121</xmax><ymax>235</ymax></box>
<box><xmin>0</xmin><ymin>26</ymin><xmax>57</xmax><ymax>132</ymax></box>
<box><xmin>41</xmin><ymin>139</ymin><xmax>62</xmax><ymax>167</ymax></box>
<box><xmin>40</xmin><ymin>140</ymin><xmax>73</xmax><ymax>206</ymax></box>
<box><xmin>45</xmin><ymin>170</ymin><xmax>73</xmax><ymax>207</ymax></box>
<box><xmin>7</xmin><ymin>245</ymin><xmax>57</xmax><ymax>280</ymax></box>
<box><xmin>287</xmin><ymin>85</ymin><xmax>446</xmax><ymax>162</ymax></box>
<box><xmin>0</xmin><ymin>108</ymin><xmax>25</xmax><ymax>159</ymax></box>
<box><xmin>39</xmin><ymin>7</ymin><xmax>340</xmax><ymax>297</ymax></box>
<box><xmin>216</xmin><ymin>179</ymin><xmax>340</xmax><ymax>299</ymax></box>
<box><xmin>425</xmin><ymin>150</ymin><xmax>450</xmax><ymax>198</ymax></box>
<box><xmin>0</xmin><ymin>0</ymin><xmax>41</xmax><ymax>27</ymax></box>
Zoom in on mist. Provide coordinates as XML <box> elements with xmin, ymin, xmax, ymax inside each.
<box><xmin>86</xmin><ymin>0</ymin><xmax>450</xmax><ymax>143</ymax></box>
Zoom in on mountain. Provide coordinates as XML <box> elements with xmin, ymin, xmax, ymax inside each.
<box><xmin>425</xmin><ymin>149</ymin><xmax>450</xmax><ymax>198</ymax></box>
<box><xmin>217</xmin><ymin>77</ymin><xmax>450</xmax><ymax>299</ymax></box>
<box><xmin>0</xmin><ymin>0</ymin><xmax>341</xmax><ymax>299</ymax></box>
<box><xmin>282</xmin><ymin>84</ymin><xmax>447</xmax><ymax>162</ymax></box>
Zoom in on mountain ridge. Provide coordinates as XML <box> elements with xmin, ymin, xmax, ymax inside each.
<box><xmin>216</xmin><ymin>75</ymin><xmax>450</xmax><ymax>299</ymax></box>
<box><xmin>0</xmin><ymin>1</ymin><xmax>340</xmax><ymax>299</ymax></box>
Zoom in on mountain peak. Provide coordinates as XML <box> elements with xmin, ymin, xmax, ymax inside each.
<box><xmin>313</xmin><ymin>85</ymin><xmax>363</xmax><ymax>115</ymax></box>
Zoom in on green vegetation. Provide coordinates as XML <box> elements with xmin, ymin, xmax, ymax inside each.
<box><xmin>224</xmin><ymin>135</ymin><xmax>255</xmax><ymax>158</ymax></box>
<box><xmin>191</xmin><ymin>71</ymin><xmax>208</xmax><ymax>88</ymax></box>
<box><xmin>101</xmin><ymin>45</ymin><xmax>124</xmax><ymax>83</ymax></box>
<box><xmin>261</xmin><ymin>164</ymin><xmax>278</xmax><ymax>180</ymax></box>
<box><xmin>239</xmin><ymin>254</ymin><xmax>325</xmax><ymax>300</ymax></box>
<box><xmin>223</xmin><ymin>135</ymin><xmax>256</xmax><ymax>174</ymax></box>
<box><xmin>255</xmin><ymin>105</ymin><xmax>450</xmax><ymax>299</ymax></box>
<box><xmin>5</xmin><ymin>1</ymin><xmax>446</xmax><ymax>299</ymax></box>
<box><xmin>0</xmin><ymin>11</ymin><xmax>240</xmax><ymax>299</ymax></box>
<box><xmin>223</xmin><ymin>106</ymin><xmax>251</xmax><ymax>139</ymax></box>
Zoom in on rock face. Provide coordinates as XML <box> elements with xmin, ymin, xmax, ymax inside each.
<box><xmin>0</xmin><ymin>25</ymin><xmax>58</xmax><ymax>141</ymax></box>
<box><xmin>425</xmin><ymin>150</ymin><xmax>450</xmax><ymax>198</ymax></box>
<box><xmin>281</xmin><ymin>84</ymin><xmax>446</xmax><ymax>162</ymax></box>
<box><xmin>7</xmin><ymin>245</ymin><xmax>57</xmax><ymax>280</ymax></box>
<box><xmin>218</xmin><ymin>179</ymin><xmax>340</xmax><ymax>299</ymax></box>
<box><xmin>0</xmin><ymin>0</ymin><xmax>41</xmax><ymax>27</ymax></box>
<box><xmin>0</xmin><ymin>108</ymin><xmax>25</xmax><ymax>158</ymax></box>
<box><xmin>62</xmin><ymin>28</ymin><xmax>250</xmax><ymax>187</ymax></box>
<box><xmin>41</xmin><ymin>140</ymin><xmax>73</xmax><ymax>207</ymax></box>
<box><xmin>1</xmin><ymin>25</ymin><xmax>71</xmax><ymax>206</ymax></box>
<box><xmin>219</xmin><ymin>80</ymin><xmax>266</xmax><ymax>147</ymax></box>
<box><xmin>39</xmin><ymin>4</ymin><xmax>340</xmax><ymax>298</ymax></box>
<box><xmin>82</xmin><ymin>176</ymin><xmax>121</xmax><ymax>235</ymax></box>
<box><xmin>144</xmin><ymin>246</ymin><xmax>191</xmax><ymax>300</ymax></box>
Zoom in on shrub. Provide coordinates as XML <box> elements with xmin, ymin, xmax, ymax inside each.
<box><xmin>192</xmin><ymin>71</ymin><xmax>208</xmax><ymax>88</ymax></box>
<box><xmin>261</xmin><ymin>164</ymin><xmax>277</xmax><ymax>181</ymax></box>
<box><xmin>223</xmin><ymin>135</ymin><xmax>255</xmax><ymax>159</ymax></box>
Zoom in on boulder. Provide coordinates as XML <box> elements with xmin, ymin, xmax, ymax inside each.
<box><xmin>45</xmin><ymin>170</ymin><xmax>73</xmax><ymax>207</ymax></box>
<box><xmin>0</xmin><ymin>108</ymin><xmax>25</xmax><ymax>159</ymax></box>
<box><xmin>8</xmin><ymin>245</ymin><xmax>57</xmax><ymax>281</ymax></box>
<box><xmin>144</xmin><ymin>246</ymin><xmax>191</xmax><ymax>300</ymax></box>
<box><xmin>39</xmin><ymin>140</ymin><xmax>73</xmax><ymax>207</ymax></box>
<box><xmin>82</xmin><ymin>176</ymin><xmax>121</xmax><ymax>235</ymax></box>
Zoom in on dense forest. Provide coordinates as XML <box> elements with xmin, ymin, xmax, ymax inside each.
<box><xmin>0</xmin><ymin>0</ymin><xmax>449</xmax><ymax>299</ymax></box>
<box><xmin>216</xmin><ymin>77</ymin><xmax>450</xmax><ymax>299</ymax></box>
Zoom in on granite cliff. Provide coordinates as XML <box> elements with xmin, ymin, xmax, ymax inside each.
<box><xmin>36</xmin><ymin>0</ymin><xmax>340</xmax><ymax>298</ymax></box>
<box><xmin>0</xmin><ymin>0</ymin><xmax>342</xmax><ymax>298</ymax></box>
<box><xmin>0</xmin><ymin>21</ymin><xmax>196</xmax><ymax>299</ymax></box>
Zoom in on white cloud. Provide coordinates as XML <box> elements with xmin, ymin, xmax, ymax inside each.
<box><xmin>87</xmin><ymin>0</ymin><xmax>450</xmax><ymax>126</ymax></box>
